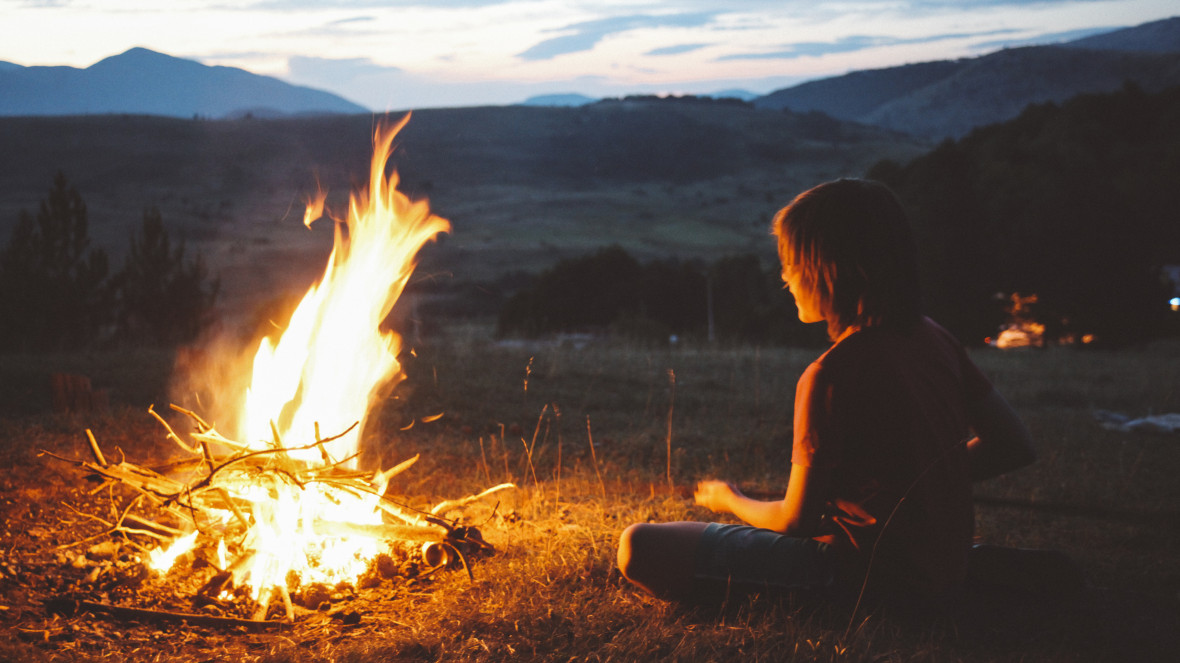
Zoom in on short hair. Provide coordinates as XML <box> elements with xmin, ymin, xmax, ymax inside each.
<box><xmin>771</xmin><ymin>179</ymin><xmax>922</xmax><ymax>339</ymax></box>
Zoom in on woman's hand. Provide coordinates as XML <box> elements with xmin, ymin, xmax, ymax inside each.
<box><xmin>693</xmin><ymin>480</ymin><xmax>739</xmax><ymax>514</ymax></box>
<box><xmin>693</xmin><ymin>465</ymin><xmax>828</xmax><ymax>535</ymax></box>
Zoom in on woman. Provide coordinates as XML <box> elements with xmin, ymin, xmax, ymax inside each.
<box><xmin>617</xmin><ymin>179</ymin><xmax>1035</xmax><ymax>607</ymax></box>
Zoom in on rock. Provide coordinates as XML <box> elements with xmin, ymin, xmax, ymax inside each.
<box><xmin>87</xmin><ymin>541</ymin><xmax>119</xmax><ymax>561</ymax></box>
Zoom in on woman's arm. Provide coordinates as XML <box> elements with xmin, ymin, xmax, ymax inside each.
<box><xmin>694</xmin><ymin>463</ymin><xmax>829</xmax><ymax>536</ymax></box>
<box><xmin>966</xmin><ymin>387</ymin><xmax>1036</xmax><ymax>481</ymax></box>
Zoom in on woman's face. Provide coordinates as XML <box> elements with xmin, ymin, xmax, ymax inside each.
<box><xmin>781</xmin><ymin>261</ymin><xmax>825</xmax><ymax>324</ymax></box>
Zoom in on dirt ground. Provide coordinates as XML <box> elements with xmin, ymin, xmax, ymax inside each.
<box><xmin>0</xmin><ymin>415</ymin><xmax>519</xmax><ymax>662</ymax></box>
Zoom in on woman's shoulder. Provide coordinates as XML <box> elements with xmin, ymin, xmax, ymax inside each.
<box><xmin>815</xmin><ymin>317</ymin><xmax>963</xmax><ymax>370</ymax></box>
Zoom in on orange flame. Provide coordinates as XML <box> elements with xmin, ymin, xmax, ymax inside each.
<box><xmin>176</xmin><ymin>114</ymin><xmax>451</xmax><ymax>599</ymax></box>
<box><xmin>243</xmin><ymin>113</ymin><xmax>449</xmax><ymax>465</ymax></box>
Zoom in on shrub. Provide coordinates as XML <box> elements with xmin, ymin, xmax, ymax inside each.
<box><xmin>0</xmin><ymin>172</ymin><xmax>113</xmax><ymax>351</ymax></box>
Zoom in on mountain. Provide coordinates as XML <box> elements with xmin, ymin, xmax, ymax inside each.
<box><xmin>521</xmin><ymin>93</ymin><xmax>597</xmax><ymax>107</ymax></box>
<box><xmin>0</xmin><ymin>47</ymin><xmax>368</xmax><ymax>118</ymax></box>
<box><xmin>522</xmin><ymin>88</ymin><xmax>758</xmax><ymax>107</ymax></box>
<box><xmin>1066</xmin><ymin>15</ymin><xmax>1180</xmax><ymax>53</ymax></box>
<box><xmin>704</xmin><ymin>89</ymin><xmax>759</xmax><ymax>102</ymax></box>
<box><xmin>755</xmin><ymin>16</ymin><xmax>1180</xmax><ymax>140</ymax></box>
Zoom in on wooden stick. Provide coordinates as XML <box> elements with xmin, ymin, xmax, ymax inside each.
<box><xmin>215</xmin><ymin>487</ymin><xmax>251</xmax><ymax>530</ymax></box>
<box><xmin>148</xmin><ymin>405</ymin><xmax>201</xmax><ymax>455</ymax></box>
<box><xmin>121</xmin><ymin>514</ymin><xmax>183</xmax><ymax>537</ymax></box>
<box><xmin>310</xmin><ymin>520</ymin><xmax>446</xmax><ymax>543</ymax></box>
<box><xmin>85</xmin><ymin>430</ymin><xmax>107</xmax><ymax>467</ymax></box>
<box><xmin>169</xmin><ymin>403</ymin><xmax>213</xmax><ymax>434</ymax></box>
<box><xmin>373</xmin><ymin>454</ymin><xmax>420</xmax><ymax>487</ymax></box>
<box><xmin>279</xmin><ymin>584</ymin><xmax>295</xmax><ymax>622</ymax></box>
<box><xmin>430</xmin><ymin>483</ymin><xmax>516</xmax><ymax>516</ymax></box>
<box><xmin>253</xmin><ymin>592</ymin><xmax>272</xmax><ymax>621</ymax></box>
<box><xmin>67</xmin><ymin>600</ymin><xmax>290</xmax><ymax>631</ymax></box>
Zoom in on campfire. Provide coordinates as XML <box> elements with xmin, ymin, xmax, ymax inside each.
<box><xmin>44</xmin><ymin>114</ymin><xmax>512</xmax><ymax>624</ymax></box>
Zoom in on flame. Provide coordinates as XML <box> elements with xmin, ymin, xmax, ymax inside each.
<box><xmin>243</xmin><ymin>113</ymin><xmax>449</xmax><ymax>464</ymax></box>
<box><xmin>170</xmin><ymin>114</ymin><xmax>449</xmax><ymax>600</ymax></box>
<box><xmin>148</xmin><ymin>530</ymin><xmax>199</xmax><ymax>572</ymax></box>
<box><xmin>302</xmin><ymin>183</ymin><xmax>327</xmax><ymax>229</ymax></box>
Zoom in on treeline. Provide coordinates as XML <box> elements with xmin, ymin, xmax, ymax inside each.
<box><xmin>0</xmin><ymin>172</ymin><xmax>219</xmax><ymax>353</ymax></box>
<box><xmin>869</xmin><ymin>82</ymin><xmax>1180</xmax><ymax>345</ymax></box>
<box><xmin>499</xmin><ymin>83</ymin><xmax>1180</xmax><ymax>347</ymax></box>
<box><xmin>496</xmin><ymin>246</ymin><xmax>826</xmax><ymax>346</ymax></box>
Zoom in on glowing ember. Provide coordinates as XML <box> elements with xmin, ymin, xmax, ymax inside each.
<box><xmin>148</xmin><ymin>530</ymin><xmax>198</xmax><ymax>572</ymax></box>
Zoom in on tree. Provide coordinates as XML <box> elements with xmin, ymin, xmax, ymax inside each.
<box><xmin>114</xmin><ymin>207</ymin><xmax>219</xmax><ymax>345</ymax></box>
<box><xmin>0</xmin><ymin>172</ymin><xmax>112</xmax><ymax>351</ymax></box>
<box><xmin>496</xmin><ymin>246</ymin><xmax>823</xmax><ymax>345</ymax></box>
<box><xmin>871</xmin><ymin>84</ymin><xmax>1180</xmax><ymax>345</ymax></box>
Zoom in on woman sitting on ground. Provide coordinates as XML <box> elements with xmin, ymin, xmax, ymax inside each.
<box><xmin>616</xmin><ymin>178</ymin><xmax>1036</xmax><ymax>607</ymax></box>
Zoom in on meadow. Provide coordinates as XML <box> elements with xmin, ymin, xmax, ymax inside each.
<box><xmin>0</xmin><ymin>108</ymin><xmax>929</xmax><ymax>317</ymax></box>
<box><xmin>1</xmin><ymin>104</ymin><xmax>1176</xmax><ymax>661</ymax></box>
<box><xmin>0</xmin><ymin>327</ymin><xmax>1177</xmax><ymax>662</ymax></box>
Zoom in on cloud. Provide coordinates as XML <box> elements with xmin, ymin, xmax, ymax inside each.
<box><xmin>969</xmin><ymin>25</ymin><xmax>1120</xmax><ymax>51</ymax></box>
<box><xmin>246</xmin><ymin>0</ymin><xmax>510</xmax><ymax>8</ymax></box>
<box><xmin>289</xmin><ymin>54</ymin><xmax>401</xmax><ymax>84</ymax></box>
<box><xmin>327</xmin><ymin>15</ymin><xmax>377</xmax><ymax>26</ymax></box>
<box><xmin>517</xmin><ymin>12</ymin><xmax>717</xmax><ymax>61</ymax></box>
<box><xmin>909</xmin><ymin>0</ymin><xmax>1105</xmax><ymax>6</ymax></box>
<box><xmin>282</xmin><ymin>53</ymin><xmax>805</xmax><ymax>110</ymax></box>
<box><xmin>645</xmin><ymin>43</ymin><xmax>710</xmax><ymax>56</ymax></box>
<box><xmin>718</xmin><ymin>28</ymin><xmax>1019</xmax><ymax>60</ymax></box>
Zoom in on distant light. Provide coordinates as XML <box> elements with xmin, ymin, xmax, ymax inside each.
<box><xmin>1172</xmin><ymin>297</ymin><xmax>1180</xmax><ymax>311</ymax></box>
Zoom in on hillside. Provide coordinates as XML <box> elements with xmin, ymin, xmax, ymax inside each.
<box><xmin>0</xmin><ymin>102</ymin><xmax>927</xmax><ymax>319</ymax></box>
<box><xmin>869</xmin><ymin>84</ymin><xmax>1180</xmax><ymax>344</ymax></box>
<box><xmin>1067</xmin><ymin>15</ymin><xmax>1180</xmax><ymax>52</ymax></box>
<box><xmin>756</xmin><ymin>15</ymin><xmax>1180</xmax><ymax>140</ymax></box>
<box><xmin>0</xmin><ymin>47</ymin><xmax>367</xmax><ymax>118</ymax></box>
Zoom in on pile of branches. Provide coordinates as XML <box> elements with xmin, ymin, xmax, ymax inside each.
<box><xmin>42</xmin><ymin>405</ymin><xmax>513</xmax><ymax>626</ymax></box>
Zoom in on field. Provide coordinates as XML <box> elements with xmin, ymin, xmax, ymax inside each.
<box><xmin>1</xmin><ymin>328</ymin><xmax>1177</xmax><ymax>662</ymax></box>
<box><xmin>0</xmin><ymin>108</ymin><xmax>928</xmax><ymax>317</ymax></box>
<box><xmin>1</xmin><ymin>107</ymin><xmax>1176</xmax><ymax>661</ymax></box>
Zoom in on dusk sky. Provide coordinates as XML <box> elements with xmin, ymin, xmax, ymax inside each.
<box><xmin>2</xmin><ymin>0</ymin><xmax>1176</xmax><ymax>110</ymax></box>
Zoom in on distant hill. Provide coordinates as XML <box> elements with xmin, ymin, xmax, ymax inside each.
<box><xmin>0</xmin><ymin>47</ymin><xmax>368</xmax><ymax>118</ymax></box>
<box><xmin>0</xmin><ymin>103</ymin><xmax>927</xmax><ymax>315</ymax></box>
<box><xmin>868</xmin><ymin>84</ymin><xmax>1180</xmax><ymax>345</ymax></box>
<box><xmin>755</xmin><ymin>15</ymin><xmax>1180</xmax><ymax>140</ymax></box>
<box><xmin>1066</xmin><ymin>15</ymin><xmax>1180</xmax><ymax>52</ymax></box>
<box><xmin>521</xmin><ymin>94</ymin><xmax>597</xmax><ymax>107</ymax></box>
<box><xmin>704</xmin><ymin>89</ymin><xmax>759</xmax><ymax>102</ymax></box>
<box><xmin>521</xmin><ymin>89</ymin><xmax>757</xmax><ymax>107</ymax></box>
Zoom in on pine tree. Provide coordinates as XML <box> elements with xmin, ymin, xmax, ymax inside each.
<box><xmin>114</xmin><ymin>207</ymin><xmax>219</xmax><ymax>345</ymax></box>
<box><xmin>0</xmin><ymin>172</ymin><xmax>112</xmax><ymax>351</ymax></box>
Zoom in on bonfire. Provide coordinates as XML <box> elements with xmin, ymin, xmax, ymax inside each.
<box><xmin>44</xmin><ymin>114</ymin><xmax>512</xmax><ymax>625</ymax></box>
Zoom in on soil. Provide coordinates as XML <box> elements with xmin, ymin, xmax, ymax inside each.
<box><xmin>0</xmin><ymin>418</ymin><xmax>494</xmax><ymax>662</ymax></box>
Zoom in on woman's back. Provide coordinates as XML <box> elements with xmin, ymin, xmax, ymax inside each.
<box><xmin>794</xmin><ymin>317</ymin><xmax>989</xmax><ymax>600</ymax></box>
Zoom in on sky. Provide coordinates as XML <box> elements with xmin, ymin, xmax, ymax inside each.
<box><xmin>1</xmin><ymin>0</ymin><xmax>1176</xmax><ymax>110</ymax></box>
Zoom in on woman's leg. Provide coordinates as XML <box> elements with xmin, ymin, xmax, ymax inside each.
<box><xmin>617</xmin><ymin>521</ymin><xmax>709</xmax><ymax>599</ymax></box>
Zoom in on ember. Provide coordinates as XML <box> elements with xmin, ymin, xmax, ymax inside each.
<box><xmin>45</xmin><ymin>114</ymin><xmax>513</xmax><ymax>623</ymax></box>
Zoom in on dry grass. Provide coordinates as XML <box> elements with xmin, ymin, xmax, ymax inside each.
<box><xmin>1</xmin><ymin>331</ymin><xmax>1178</xmax><ymax>661</ymax></box>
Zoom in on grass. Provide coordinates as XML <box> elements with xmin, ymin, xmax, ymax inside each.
<box><xmin>0</xmin><ymin>329</ymin><xmax>1178</xmax><ymax>661</ymax></box>
<box><xmin>0</xmin><ymin>111</ymin><xmax>930</xmax><ymax>316</ymax></box>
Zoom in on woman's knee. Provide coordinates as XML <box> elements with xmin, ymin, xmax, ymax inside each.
<box><xmin>617</xmin><ymin>521</ymin><xmax>707</xmax><ymax>591</ymax></box>
<box><xmin>616</xmin><ymin>523</ymin><xmax>648</xmax><ymax>580</ymax></box>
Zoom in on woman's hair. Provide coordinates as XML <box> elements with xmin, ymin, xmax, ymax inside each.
<box><xmin>771</xmin><ymin>178</ymin><xmax>922</xmax><ymax>339</ymax></box>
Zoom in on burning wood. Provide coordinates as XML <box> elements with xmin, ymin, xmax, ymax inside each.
<box><xmin>44</xmin><ymin>408</ymin><xmax>512</xmax><ymax>623</ymax></box>
<box><xmin>39</xmin><ymin>114</ymin><xmax>515</xmax><ymax>624</ymax></box>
